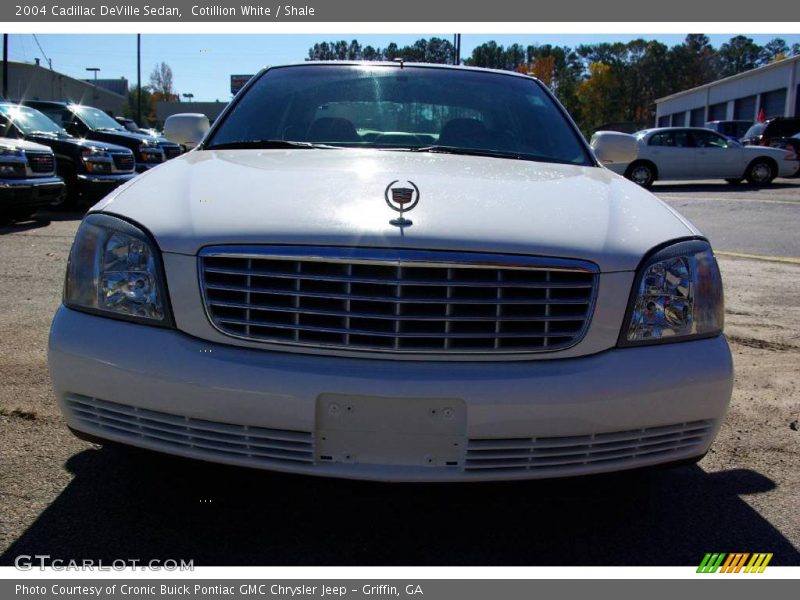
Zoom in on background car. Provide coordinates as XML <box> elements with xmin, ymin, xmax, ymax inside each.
<box><xmin>740</xmin><ymin>117</ymin><xmax>800</xmax><ymax>147</ymax></box>
<box><xmin>705</xmin><ymin>120</ymin><xmax>753</xmax><ymax>142</ymax></box>
<box><xmin>0</xmin><ymin>103</ymin><xmax>136</xmax><ymax>208</ymax></box>
<box><xmin>0</xmin><ymin>137</ymin><xmax>63</xmax><ymax>223</ymax></box>
<box><xmin>19</xmin><ymin>101</ymin><xmax>181</xmax><ymax>172</ymax></box>
<box><xmin>599</xmin><ymin>127</ymin><xmax>799</xmax><ymax>187</ymax></box>
<box><xmin>115</xmin><ymin>116</ymin><xmax>163</xmax><ymax>138</ymax></box>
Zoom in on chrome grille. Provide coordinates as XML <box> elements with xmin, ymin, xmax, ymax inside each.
<box><xmin>163</xmin><ymin>145</ymin><xmax>182</xmax><ymax>159</ymax></box>
<box><xmin>111</xmin><ymin>151</ymin><xmax>135</xmax><ymax>172</ymax></box>
<box><xmin>26</xmin><ymin>151</ymin><xmax>54</xmax><ymax>174</ymax></box>
<box><xmin>465</xmin><ymin>421</ymin><xmax>712</xmax><ymax>473</ymax></box>
<box><xmin>200</xmin><ymin>246</ymin><xmax>597</xmax><ymax>355</ymax></box>
<box><xmin>65</xmin><ymin>394</ymin><xmax>314</xmax><ymax>465</ymax></box>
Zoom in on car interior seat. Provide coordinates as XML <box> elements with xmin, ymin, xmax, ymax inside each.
<box><xmin>306</xmin><ymin>118</ymin><xmax>360</xmax><ymax>143</ymax></box>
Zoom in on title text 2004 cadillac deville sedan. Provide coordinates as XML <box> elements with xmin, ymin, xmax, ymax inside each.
<box><xmin>48</xmin><ymin>63</ymin><xmax>733</xmax><ymax>481</ymax></box>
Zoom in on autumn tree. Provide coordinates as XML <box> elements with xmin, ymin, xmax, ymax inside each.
<box><xmin>149</xmin><ymin>62</ymin><xmax>177</xmax><ymax>100</ymax></box>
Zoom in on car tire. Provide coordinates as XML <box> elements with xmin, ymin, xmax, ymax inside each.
<box><xmin>624</xmin><ymin>161</ymin><xmax>656</xmax><ymax>188</ymax></box>
<box><xmin>53</xmin><ymin>167</ymin><xmax>82</xmax><ymax>211</ymax></box>
<box><xmin>725</xmin><ymin>178</ymin><xmax>743</xmax><ymax>184</ymax></box>
<box><xmin>745</xmin><ymin>159</ymin><xmax>776</xmax><ymax>186</ymax></box>
<box><xmin>0</xmin><ymin>208</ymin><xmax>36</xmax><ymax>225</ymax></box>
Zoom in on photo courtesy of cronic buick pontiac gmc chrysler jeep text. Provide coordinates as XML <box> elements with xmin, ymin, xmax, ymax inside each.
<box><xmin>48</xmin><ymin>63</ymin><xmax>733</xmax><ymax>482</ymax></box>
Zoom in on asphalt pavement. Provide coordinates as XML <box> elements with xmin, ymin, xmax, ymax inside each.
<box><xmin>654</xmin><ymin>180</ymin><xmax>800</xmax><ymax>259</ymax></box>
<box><xmin>1</xmin><ymin>179</ymin><xmax>798</xmax><ymax>566</ymax></box>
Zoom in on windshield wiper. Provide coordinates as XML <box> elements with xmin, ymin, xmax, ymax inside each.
<box><xmin>406</xmin><ymin>145</ymin><xmax>577</xmax><ymax>165</ymax></box>
<box><xmin>204</xmin><ymin>139</ymin><xmax>339</xmax><ymax>151</ymax></box>
<box><xmin>408</xmin><ymin>145</ymin><xmax>530</xmax><ymax>160</ymax></box>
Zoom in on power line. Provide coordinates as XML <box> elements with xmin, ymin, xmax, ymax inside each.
<box><xmin>32</xmin><ymin>34</ymin><xmax>51</xmax><ymax>69</ymax></box>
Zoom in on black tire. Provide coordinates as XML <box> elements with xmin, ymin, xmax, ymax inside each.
<box><xmin>52</xmin><ymin>167</ymin><xmax>81</xmax><ymax>210</ymax></box>
<box><xmin>625</xmin><ymin>161</ymin><xmax>656</xmax><ymax>188</ymax></box>
<box><xmin>745</xmin><ymin>159</ymin><xmax>776</xmax><ymax>186</ymax></box>
<box><xmin>725</xmin><ymin>178</ymin><xmax>743</xmax><ymax>184</ymax></box>
<box><xmin>0</xmin><ymin>208</ymin><xmax>35</xmax><ymax>225</ymax></box>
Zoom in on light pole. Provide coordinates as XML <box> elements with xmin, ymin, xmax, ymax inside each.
<box><xmin>86</xmin><ymin>67</ymin><xmax>100</xmax><ymax>101</ymax></box>
<box><xmin>136</xmin><ymin>34</ymin><xmax>141</xmax><ymax>125</ymax></box>
<box><xmin>182</xmin><ymin>93</ymin><xmax>194</xmax><ymax>103</ymax></box>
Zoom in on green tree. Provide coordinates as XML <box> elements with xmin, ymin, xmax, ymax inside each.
<box><xmin>762</xmin><ymin>37</ymin><xmax>789</xmax><ymax>63</ymax></box>
<box><xmin>716</xmin><ymin>35</ymin><xmax>763</xmax><ymax>77</ymax></box>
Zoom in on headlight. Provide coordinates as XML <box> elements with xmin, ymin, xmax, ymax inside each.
<box><xmin>81</xmin><ymin>148</ymin><xmax>113</xmax><ymax>173</ymax></box>
<box><xmin>0</xmin><ymin>146</ymin><xmax>23</xmax><ymax>157</ymax></box>
<box><xmin>620</xmin><ymin>240</ymin><xmax>723</xmax><ymax>345</ymax></box>
<box><xmin>64</xmin><ymin>213</ymin><xmax>171</xmax><ymax>326</ymax></box>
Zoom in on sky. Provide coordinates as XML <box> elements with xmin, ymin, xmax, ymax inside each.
<box><xmin>8</xmin><ymin>33</ymin><xmax>800</xmax><ymax>102</ymax></box>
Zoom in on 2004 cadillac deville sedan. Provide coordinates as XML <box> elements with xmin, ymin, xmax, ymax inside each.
<box><xmin>48</xmin><ymin>63</ymin><xmax>733</xmax><ymax>481</ymax></box>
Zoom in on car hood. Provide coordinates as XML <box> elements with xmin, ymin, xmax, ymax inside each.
<box><xmin>28</xmin><ymin>132</ymin><xmax>131</xmax><ymax>153</ymax></box>
<box><xmin>94</xmin><ymin>148</ymin><xmax>699</xmax><ymax>272</ymax></box>
<box><xmin>0</xmin><ymin>136</ymin><xmax>52</xmax><ymax>153</ymax></box>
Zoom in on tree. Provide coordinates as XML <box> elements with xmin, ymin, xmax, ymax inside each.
<box><xmin>149</xmin><ymin>62</ymin><xmax>177</xmax><ymax>100</ymax></box>
<box><xmin>716</xmin><ymin>36</ymin><xmax>763</xmax><ymax>77</ymax></box>
<box><xmin>124</xmin><ymin>85</ymin><xmax>153</xmax><ymax>124</ymax></box>
<box><xmin>578</xmin><ymin>62</ymin><xmax>626</xmax><ymax>133</ymax></box>
<box><xmin>762</xmin><ymin>37</ymin><xmax>789</xmax><ymax>63</ymax></box>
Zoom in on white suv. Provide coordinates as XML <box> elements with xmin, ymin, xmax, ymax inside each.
<box><xmin>48</xmin><ymin>63</ymin><xmax>732</xmax><ymax>482</ymax></box>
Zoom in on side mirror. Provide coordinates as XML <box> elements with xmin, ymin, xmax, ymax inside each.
<box><xmin>590</xmin><ymin>131</ymin><xmax>639</xmax><ymax>165</ymax></box>
<box><xmin>164</xmin><ymin>113</ymin><xmax>210</xmax><ymax>150</ymax></box>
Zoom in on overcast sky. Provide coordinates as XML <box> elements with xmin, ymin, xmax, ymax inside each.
<box><xmin>8</xmin><ymin>33</ymin><xmax>800</xmax><ymax>102</ymax></box>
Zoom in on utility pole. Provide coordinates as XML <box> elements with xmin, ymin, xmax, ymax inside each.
<box><xmin>86</xmin><ymin>67</ymin><xmax>100</xmax><ymax>101</ymax></box>
<box><xmin>453</xmin><ymin>34</ymin><xmax>461</xmax><ymax>66</ymax></box>
<box><xmin>3</xmin><ymin>34</ymin><xmax>8</xmax><ymax>99</ymax></box>
<box><xmin>136</xmin><ymin>34</ymin><xmax>142</xmax><ymax>124</ymax></box>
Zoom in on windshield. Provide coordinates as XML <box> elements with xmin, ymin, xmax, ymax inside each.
<box><xmin>0</xmin><ymin>104</ymin><xmax>65</xmax><ymax>135</ymax></box>
<box><xmin>206</xmin><ymin>65</ymin><xmax>593</xmax><ymax>165</ymax></box>
<box><xmin>744</xmin><ymin>123</ymin><xmax>766</xmax><ymax>139</ymax></box>
<box><xmin>72</xmin><ymin>105</ymin><xmax>126</xmax><ymax>131</ymax></box>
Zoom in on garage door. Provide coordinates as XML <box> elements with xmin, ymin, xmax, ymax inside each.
<box><xmin>658</xmin><ymin>115</ymin><xmax>670</xmax><ymax>127</ymax></box>
<box><xmin>708</xmin><ymin>102</ymin><xmax>727</xmax><ymax>121</ymax></box>
<box><xmin>690</xmin><ymin>107</ymin><xmax>705</xmax><ymax>127</ymax></box>
<box><xmin>671</xmin><ymin>112</ymin><xmax>686</xmax><ymax>126</ymax></box>
<box><xmin>761</xmin><ymin>88</ymin><xmax>787</xmax><ymax>118</ymax></box>
<box><xmin>734</xmin><ymin>95</ymin><xmax>757</xmax><ymax>120</ymax></box>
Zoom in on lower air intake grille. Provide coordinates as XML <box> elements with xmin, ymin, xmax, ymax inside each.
<box><xmin>163</xmin><ymin>145</ymin><xmax>182</xmax><ymax>159</ymax></box>
<box><xmin>200</xmin><ymin>246</ymin><xmax>598</xmax><ymax>356</ymax></box>
<box><xmin>465</xmin><ymin>420</ymin><xmax>713</xmax><ymax>473</ymax></box>
<box><xmin>65</xmin><ymin>394</ymin><xmax>314</xmax><ymax>465</ymax></box>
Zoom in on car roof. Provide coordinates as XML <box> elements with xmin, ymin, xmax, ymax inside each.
<box><xmin>261</xmin><ymin>61</ymin><xmax>543</xmax><ymax>82</ymax></box>
<box><xmin>638</xmin><ymin>127</ymin><xmax>720</xmax><ymax>134</ymax></box>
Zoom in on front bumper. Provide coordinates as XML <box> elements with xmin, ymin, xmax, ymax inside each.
<box><xmin>135</xmin><ymin>161</ymin><xmax>163</xmax><ymax>173</ymax></box>
<box><xmin>49</xmin><ymin>306</ymin><xmax>734</xmax><ymax>482</ymax></box>
<box><xmin>77</xmin><ymin>172</ymin><xmax>136</xmax><ymax>196</ymax></box>
<box><xmin>0</xmin><ymin>176</ymin><xmax>64</xmax><ymax>209</ymax></box>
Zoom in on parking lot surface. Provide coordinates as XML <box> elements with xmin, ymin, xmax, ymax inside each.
<box><xmin>0</xmin><ymin>180</ymin><xmax>798</xmax><ymax>566</ymax></box>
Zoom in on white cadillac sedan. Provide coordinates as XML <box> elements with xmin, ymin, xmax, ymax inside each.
<box><xmin>48</xmin><ymin>63</ymin><xmax>733</xmax><ymax>482</ymax></box>
<box><xmin>601</xmin><ymin>126</ymin><xmax>799</xmax><ymax>187</ymax></box>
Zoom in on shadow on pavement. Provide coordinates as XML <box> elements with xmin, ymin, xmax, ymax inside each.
<box><xmin>653</xmin><ymin>181</ymin><xmax>800</xmax><ymax>194</ymax></box>
<box><xmin>0</xmin><ymin>210</ymin><xmax>84</xmax><ymax>235</ymax></box>
<box><xmin>1</xmin><ymin>447</ymin><xmax>798</xmax><ymax>566</ymax></box>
